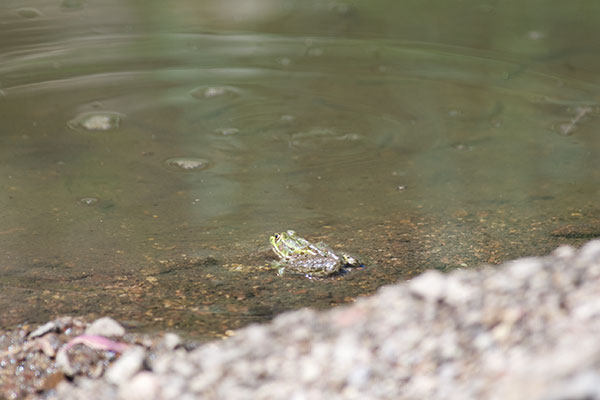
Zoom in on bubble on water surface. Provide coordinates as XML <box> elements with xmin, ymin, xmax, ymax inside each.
<box><xmin>452</xmin><ymin>143</ymin><xmax>473</xmax><ymax>151</ymax></box>
<box><xmin>190</xmin><ymin>86</ymin><xmax>241</xmax><ymax>100</ymax></box>
<box><xmin>290</xmin><ymin>127</ymin><xmax>361</xmax><ymax>146</ymax></box>
<box><xmin>80</xmin><ymin>197</ymin><xmax>98</xmax><ymax>205</ymax></box>
<box><xmin>215</xmin><ymin>128</ymin><xmax>239</xmax><ymax>136</ymax></box>
<box><xmin>16</xmin><ymin>7</ymin><xmax>42</xmax><ymax>18</ymax></box>
<box><xmin>68</xmin><ymin>111</ymin><xmax>123</xmax><ymax>132</ymax></box>
<box><xmin>165</xmin><ymin>157</ymin><xmax>211</xmax><ymax>171</ymax></box>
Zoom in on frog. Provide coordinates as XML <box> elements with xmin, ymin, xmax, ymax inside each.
<box><xmin>269</xmin><ymin>230</ymin><xmax>362</xmax><ymax>277</ymax></box>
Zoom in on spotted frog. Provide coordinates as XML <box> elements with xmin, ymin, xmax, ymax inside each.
<box><xmin>270</xmin><ymin>230</ymin><xmax>362</xmax><ymax>277</ymax></box>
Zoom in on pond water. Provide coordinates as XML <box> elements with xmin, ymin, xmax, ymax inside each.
<box><xmin>1</xmin><ymin>0</ymin><xmax>599</xmax><ymax>339</ymax></box>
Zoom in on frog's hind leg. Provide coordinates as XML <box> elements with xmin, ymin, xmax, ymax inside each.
<box><xmin>341</xmin><ymin>253</ymin><xmax>365</xmax><ymax>268</ymax></box>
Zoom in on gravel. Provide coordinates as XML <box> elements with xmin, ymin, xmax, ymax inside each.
<box><xmin>4</xmin><ymin>240</ymin><xmax>600</xmax><ymax>399</ymax></box>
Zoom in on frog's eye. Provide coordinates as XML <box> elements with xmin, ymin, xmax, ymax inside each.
<box><xmin>274</xmin><ymin>234</ymin><xmax>280</xmax><ymax>240</ymax></box>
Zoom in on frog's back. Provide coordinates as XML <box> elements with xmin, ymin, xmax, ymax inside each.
<box><xmin>283</xmin><ymin>254</ymin><xmax>341</xmax><ymax>277</ymax></box>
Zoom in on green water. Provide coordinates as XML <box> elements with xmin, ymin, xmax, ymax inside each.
<box><xmin>1</xmin><ymin>0</ymin><xmax>599</xmax><ymax>339</ymax></box>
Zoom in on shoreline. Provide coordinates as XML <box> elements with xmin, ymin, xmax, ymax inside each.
<box><xmin>3</xmin><ymin>240</ymin><xmax>600</xmax><ymax>399</ymax></box>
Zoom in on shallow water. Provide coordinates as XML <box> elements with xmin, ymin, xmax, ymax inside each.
<box><xmin>1</xmin><ymin>1</ymin><xmax>599</xmax><ymax>338</ymax></box>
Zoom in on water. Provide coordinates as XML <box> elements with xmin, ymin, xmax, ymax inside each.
<box><xmin>1</xmin><ymin>1</ymin><xmax>599</xmax><ymax>339</ymax></box>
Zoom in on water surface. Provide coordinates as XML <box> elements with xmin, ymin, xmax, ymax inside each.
<box><xmin>1</xmin><ymin>1</ymin><xmax>599</xmax><ymax>339</ymax></box>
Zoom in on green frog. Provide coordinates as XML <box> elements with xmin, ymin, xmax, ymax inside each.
<box><xmin>270</xmin><ymin>230</ymin><xmax>362</xmax><ymax>277</ymax></box>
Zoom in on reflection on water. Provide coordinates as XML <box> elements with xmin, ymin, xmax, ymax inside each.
<box><xmin>1</xmin><ymin>0</ymin><xmax>599</xmax><ymax>337</ymax></box>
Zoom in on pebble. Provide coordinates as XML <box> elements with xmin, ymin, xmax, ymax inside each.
<box><xmin>55</xmin><ymin>345</ymin><xmax>74</xmax><ymax>376</ymax></box>
<box><xmin>160</xmin><ymin>333</ymin><xmax>182</xmax><ymax>351</ymax></box>
<box><xmin>544</xmin><ymin>371</ymin><xmax>600</xmax><ymax>400</ymax></box>
<box><xmin>29</xmin><ymin>321</ymin><xmax>58</xmax><ymax>339</ymax></box>
<box><xmin>409</xmin><ymin>270</ymin><xmax>446</xmax><ymax>301</ymax></box>
<box><xmin>578</xmin><ymin>240</ymin><xmax>600</xmax><ymax>264</ymax></box>
<box><xmin>105</xmin><ymin>347</ymin><xmax>146</xmax><ymax>385</ymax></box>
<box><xmin>85</xmin><ymin>317</ymin><xmax>125</xmax><ymax>337</ymax></box>
<box><xmin>118</xmin><ymin>372</ymin><xmax>157</xmax><ymax>400</ymax></box>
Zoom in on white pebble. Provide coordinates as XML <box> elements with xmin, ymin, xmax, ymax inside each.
<box><xmin>106</xmin><ymin>346</ymin><xmax>146</xmax><ymax>385</ymax></box>
<box><xmin>86</xmin><ymin>317</ymin><xmax>126</xmax><ymax>337</ymax></box>
<box><xmin>118</xmin><ymin>371</ymin><xmax>158</xmax><ymax>400</ymax></box>
<box><xmin>409</xmin><ymin>270</ymin><xmax>446</xmax><ymax>301</ymax></box>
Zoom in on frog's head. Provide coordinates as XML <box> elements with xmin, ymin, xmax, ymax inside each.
<box><xmin>270</xmin><ymin>230</ymin><xmax>312</xmax><ymax>259</ymax></box>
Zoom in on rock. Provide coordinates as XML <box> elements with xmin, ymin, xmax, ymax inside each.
<box><xmin>578</xmin><ymin>240</ymin><xmax>600</xmax><ymax>264</ymax></box>
<box><xmin>505</xmin><ymin>257</ymin><xmax>544</xmax><ymax>280</ymax></box>
<box><xmin>29</xmin><ymin>321</ymin><xmax>59</xmax><ymax>339</ymax></box>
<box><xmin>55</xmin><ymin>345</ymin><xmax>75</xmax><ymax>376</ymax></box>
<box><xmin>105</xmin><ymin>347</ymin><xmax>146</xmax><ymax>385</ymax></box>
<box><xmin>85</xmin><ymin>317</ymin><xmax>125</xmax><ymax>337</ymax></box>
<box><xmin>160</xmin><ymin>333</ymin><xmax>182</xmax><ymax>351</ymax></box>
<box><xmin>444</xmin><ymin>274</ymin><xmax>477</xmax><ymax>306</ymax></box>
<box><xmin>552</xmin><ymin>245</ymin><xmax>575</xmax><ymax>259</ymax></box>
<box><xmin>544</xmin><ymin>371</ymin><xmax>600</xmax><ymax>400</ymax></box>
<box><xmin>29</xmin><ymin>317</ymin><xmax>82</xmax><ymax>338</ymax></box>
<box><xmin>409</xmin><ymin>270</ymin><xmax>446</xmax><ymax>301</ymax></box>
<box><xmin>118</xmin><ymin>371</ymin><xmax>158</xmax><ymax>400</ymax></box>
<box><xmin>35</xmin><ymin>333</ymin><xmax>60</xmax><ymax>357</ymax></box>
